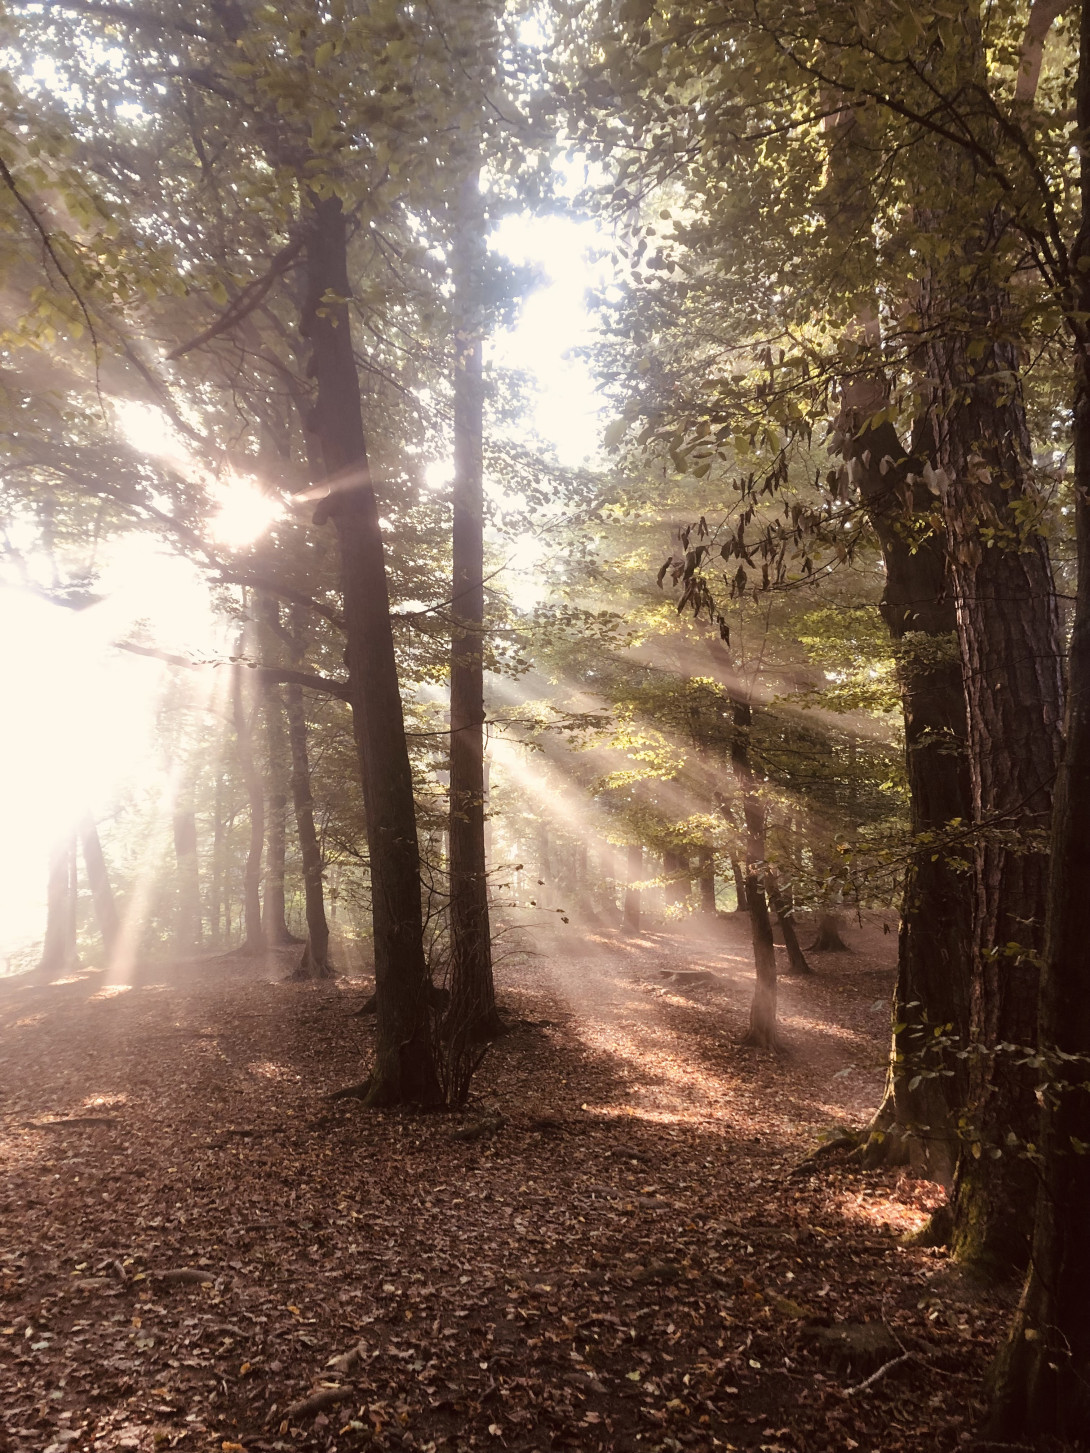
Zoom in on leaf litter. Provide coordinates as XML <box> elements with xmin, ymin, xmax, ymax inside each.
<box><xmin>0</xmin><ymin>914</ymin><xmax>1010</xmax><ymax>1453</ymax></box>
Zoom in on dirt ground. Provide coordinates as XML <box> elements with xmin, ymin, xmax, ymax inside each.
<box><xmin>0</xmin><ymin>911</ymin><xmax>1016</xmax><ymax>1453</ymax></box>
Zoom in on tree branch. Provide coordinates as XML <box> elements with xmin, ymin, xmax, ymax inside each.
<box><xmin>114</xmin><ymin>639</ymin><xmax>351</xmax><ymax>700</ymax></box>
<box><xmin>166</xmin><ymin>232</ymin><xmax>307</xmax><ymax>360</ymax></box>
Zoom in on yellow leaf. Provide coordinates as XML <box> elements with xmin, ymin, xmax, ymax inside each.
<box><xmin>239</xmin><ymin>1361</ymin><xmax>251</xmax><ymax>1376</ymax></box>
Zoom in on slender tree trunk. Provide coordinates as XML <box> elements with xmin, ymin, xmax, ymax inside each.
<box><xmin>447</xmin><ymin>166</ymin><xmax>500</xmax><ymax>1045</ymax></box>
<box><xmin>262</xmin><ymin>698</ymin><xmax>297</xmax><ymax>946</ymax></box>
<box><xmin>623</xmin><ymin>842</ymin><xmax>642</xmax><ymax>931</ymax></box>
<box><xmin>732</xmin><ymin>693</ymin><xmax>778</xmax><ymax>1049</ymax></box>
<box><xmin>210</xmin><ymin>770</ymin><xmax>226</xmax><ymax>947</ymax></box>
<box><xmin>767</xmin><ymin>869</ymin><xmax>811</xmax><ymax>975</ymax></box>
<box><xmin>283</xmin><ymin>691</ymin><xmax>333</xmax><ymax>979</ymax></box>
<box><xmin>302</xmin><ymin>194</ymin><xmax>438</xmax><ymax>1105</ymax></box>
<box><xmin>171</xmin><ymin>809</ymin><xmax>202</xmax><ymax>955</ymax></box>
<box><xmin>989</xmin><ymin>11</ymin><xmax>1090</xmax><ymax>1416</ymax></box>
<box><xmin>697</xmin><ymin>845</ymin><xmax>717</xmax><ymax>916</ymax></box>
<box><xmin>231</xmin><ymin>658</ymin><xmax>266</xmax><ymax>956</ymax></box>
<box><xmin>79</xmin><ymin>814</ymin><xmax>119</xmax><ymax>960</ymax></box>
<box><xmin>39</xmin><ymin>833</ymin><xmax>78</xmax><ymax>975</ymax></box>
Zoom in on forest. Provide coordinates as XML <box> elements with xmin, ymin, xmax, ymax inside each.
<box><xmin>1</xmin><ymin>0</ymin><xmax>1088</xmax><ymax>1449</ymax></box>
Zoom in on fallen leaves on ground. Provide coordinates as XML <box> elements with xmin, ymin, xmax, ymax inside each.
<box><xmin>0</xmin><ymin>913</ymin><xmax>1010</xmax><ymax>1453</ymax></box>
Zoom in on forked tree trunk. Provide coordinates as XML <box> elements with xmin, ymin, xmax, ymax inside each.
<box><xmin>171</xmin><ymin>809</ymin><xmax>202</xmax><ymax>955</ymax></box>
<box><xmin>767</xmin><ymin>869</ymin><xmax>811</xmax><ymax>975</ymax></box>
<box><xmin>447</xmin><ymin>165</ymin><xmax>501</xmax><ymax>1045</ymax></box>
<box><xmin>230</xmin><ymin>658</ymin><xmax>265</xmax><ymax>956</ymax></box>
<box><xmin>79</xmin><ymin>814</ymin><xmax>120</xmax><ymax>960</ymax></box>
<box><xmin>302</xmin><ymin>194</ymin><xmax>438</xmax><ymax>1105</ymax></box>
<box><xmin>623</xmin><ymin>842</ymin><xmax>642</xmax><ymax>931</ymax></box>
<box><xmin>39</xmin><ymin>833</ymin><xmax>78</xmax><ymax>976</ymax></box>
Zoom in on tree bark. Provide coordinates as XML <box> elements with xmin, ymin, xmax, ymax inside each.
<box><xmin>230</xmin><ymin>656</ymin><xmax>265</xmax><ymax>956</ymax></box>
<box><xmin>171</xmin><ymin>809</ymin><xmax>202</xmax><ymax>955</ymax></box>
<box><xmin>301</xmin><ymin>193</ymin><xmax>438</xmax><ymax>1105</ymax></box>
<box><xmin>911</xmin><ymin>271</ymin><xmax>1064</xmax><ymax>1265</ymax></box>
<box><xmin>838</xmin><ymin>397</ymin><xmax>973</xmax><ymax>1185</ymax></box>
<box><xmin>261</xmin><ymin>689</ymin><xmax>297</xmax><ymax>946</ymax></box>
<box><xmin>447</xmin><ymin>164</ymin><xmax>500</xmax><ymax>1046</ymax></box>
<box><xmin>39</xmin><ymin>833</ymin><xmax>78</xmax><ymax>976</ymax></box>
<box><xmin>986</xmin><ymin>7</ymin><xmax>1090</xmax><ymax>1431</ymax></box>
<box><xmin>79</xmin><ymin>814</ymin><xmax>120</xmax><ymax>960</ymax></box>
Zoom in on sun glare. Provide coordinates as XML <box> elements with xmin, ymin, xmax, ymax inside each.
<box><xmin>209</xmin><ymin>472</ymin><xmax>284</xmax><ymax>549</ymax></box>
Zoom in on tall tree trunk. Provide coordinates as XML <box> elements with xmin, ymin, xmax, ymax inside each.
<box><xmin>302</xmin><ymin>194</ymin><xmax>438</xmax><ymax>1106</ymax></box>
<box><xmin>39</xmin><ymin>833</ymin><xmax>78</xmax><ymax>975</ymax></box>
<box><xmin>623</xmin><ymin>842</ymin><xmax>642</xmax><ymax>931</ymax></box>
<box><xmin>989</xmin><ymin>11</ymin><xmax>1090</xmax><ymax>1424</ymax></box>
<box><xmin>282</xmin><ymin>612</ymin><xmax>333</xmax><ymax>978</ymax></box>
<box><xmin>256</xmin><ymin>595</ymin><xmax>297</xmax><ymax>947</ymax></box>
<box><xmin>919</xmin><ymin>295</ymin><xmax>1064</xmax><ymax>1269</ymax></box>
<box><xmin>732</xmin><ymin>694</ymin><xmax>778</xmax><ymax>1049</ymax></box>
<box><xmin>231</xmin><ymin>657</ymin><xmax>266</xmax><ymax>956</ymax></box>
<box><xmin>839</xmin><ymin>402</ymin><xmax>973</xmax><ymax>1183</ymax></box>
<box><xmin>447</xmin><ymin>165</ymin><xmax>500</xmax><ymax>1045</ymax></box>
<box><xmin>210</xmin><ymin>769</ymin><xmax>226</xmax><ymax>947</ymax></box>
<box><xmin>79</xmin><ymin>814</ymin><xmax>120</xmax><ymax>960</ymax></box>
<box><xmin>171</xmin><ymin>809</ymin><xmax>202</xmax><ymax>955</ymax></box>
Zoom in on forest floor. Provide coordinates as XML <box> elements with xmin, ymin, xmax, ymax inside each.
<box><xmin>0</xmin><ymin>911</ymin><xmax>1020</xmax><ymax>1453</ymax></box>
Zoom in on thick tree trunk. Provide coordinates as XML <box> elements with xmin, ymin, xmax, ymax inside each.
<box><xmin>79</xmin><ymin>814</ymin><xmax>119</xmax><ymax>960</ymax></box>
<box><xmin>230</xmin><ymin>658</ymin><xmax>265</xmax><ymax>956</ymax></box>
<box><xmin>767</xmin><ymin>869</ymin><xmax>811</xmax><ymax>975</ymax></box>
<box><xmin>447</xmin><ymin>167</ymin><xmax>500</xmax><ymax>1047</ymax></box>
<box><xmin>809</xmin><ymin>912</ymin><xmax>850</xmax><ymax>953</ymax></box>
<box><xmin>989</xmin><ymin>16</ymin><xmax>1090</xmax><ymax>1407</ymax></box>
<box><xmin>302</xmin><ymin>194</ymin><xmax>438</xmax><ymax>1105</ymax></box>
<box><xmin>917</xmin><ymin>308</ymin><xmax>1064</xmax><ymax>1268</ymax></box>
<box><xmin>986</xmin><ymin>10</ymin><xmax>1090</xmax><ymax>1428</ymax></box>
<box><xmin>732</xmin><ymin>693</ymin><xmax>779</xmax><ymax>1049</ymax></box>
<box><xmin>623</xmin><ymin>842</ymin><xmax>642</xmax><ymax>931</ymax></box>
<box><xmin>171</xmin><ymin>809</ymin><xmax>202</xmax><ymax>956</ymax></box>
<box><xmin>39</xmin><ymin>833</ymin><xmax>78</xmax><ymax>976</ymax></box>
<box><xmin>839</xmin><ymin>400</ymin><xmax>973</xmax><ymax>1185</ymax></box>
